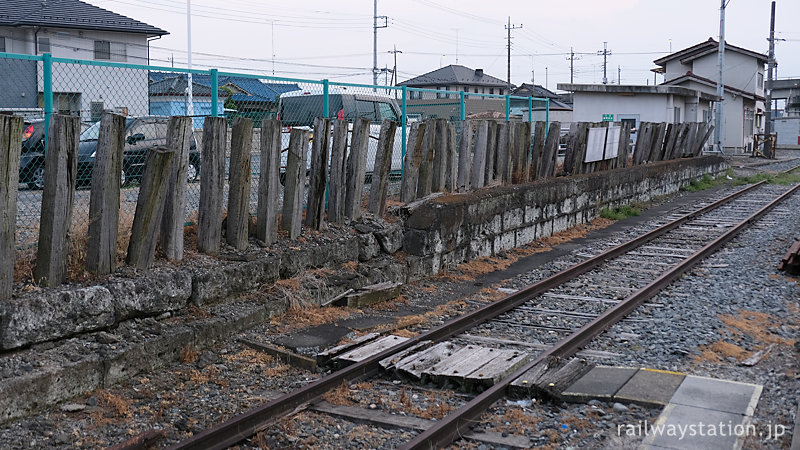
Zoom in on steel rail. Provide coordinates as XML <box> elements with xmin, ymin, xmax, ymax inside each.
<box><xmin>170</xmin><ymin>180</ymin><xmax>765</xmax><ymax>450</ymax></box>
<box><xmin>402</xmin><ymin>180</ymin><xmax>800</xmax><ymax>450</ymax></box>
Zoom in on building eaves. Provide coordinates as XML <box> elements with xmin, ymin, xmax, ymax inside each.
<box><xmin>557</xmin><ymin>83</ymin><xmax>718</xmax><ymax>102</ymax></box>
<box><xmin>663</xmin><ymin>73</ymin><xmax>765</xmax><ymax>102</ymax></box>
<box><xmin>0</xmin><ymin>0</ymin><xmax>167</xmax><ymax>36</ymax></box>
<box><xmin>653</xmin><ymin>38</ymin><xmax>766</xmax><ymax>66</ymax></box>
<box><xmin>398</xmin><ymin>64</ymin><xmax>509</xmax><ymax>88</ymax></box>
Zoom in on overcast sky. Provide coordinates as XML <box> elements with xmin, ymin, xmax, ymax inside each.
<box><xmin>89</xmin><ymin>0</ymin><xmax>800</xmax><ymax>91</ymax></box>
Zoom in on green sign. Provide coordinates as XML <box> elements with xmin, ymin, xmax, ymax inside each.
<box><xmin>602</xmin><ymin>114</ymin><xmax>614</xmax><ymax>122</ymax></box>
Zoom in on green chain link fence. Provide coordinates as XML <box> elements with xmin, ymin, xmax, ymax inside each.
<box><xmin>0</xmin><ymin>51</ymin><xmax>549</xmax><ymax>249</ymax></box>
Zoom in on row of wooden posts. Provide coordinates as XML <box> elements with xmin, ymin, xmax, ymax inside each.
<box><xmin>631</xmin><ymin>121</ymin><xmax>713</xmax><ymax>165</ymax></box>
<box><xmin>400</xmin><ymin>119</ymin><xmax>563</xmax><ymax>202</ymax></box>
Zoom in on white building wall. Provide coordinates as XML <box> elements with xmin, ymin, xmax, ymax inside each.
<box><xmin>690</xmin><ymin>51</ymin><xmax>764</xmax><ymax>96</ymax></box>
<box><xmin>775</xmin><ymin>117</ymin><xmax>800</xmax><ymax>148</ymax></box>
<box><xmin>572</xmin><ymin>92</ymin><xmax>672</xmax><ymax>124</ymax></box>
<box><xmin>2</xmin><ymin>26</ymin><xmax>151</xmax><ymax>64</ymax></box>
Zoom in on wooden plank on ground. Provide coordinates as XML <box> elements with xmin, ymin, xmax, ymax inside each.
<box><xmin>395</xmin><ymin>342</ymin><xmax>462</xmax><ymax>380</ymax></box>
<box><xmin>0</xmin><ymin>115</ymin><xmax>23</xmax><ymax>299</ymax></box>
<box><xmin>86</xmin><ymin>112</ymin><xmax>124</xmax><ymax>274</ymax></box>
<box><xmin>327</xmin><ymin>119</ymin><xmax>349</xmax><ymax>223</ymax></box>
<box><xmin>456</xmin><ymin>119</ymin><xmax>473</xmax><ymax>192</ymax></box>
<box><xmin>240</xmin><ymin>338</ymin><xmax>317</xmax><ymax>371</ymax></box>
<box><xmin>282</xmin><ymin>128</ymin><xmax>309</xmax><ymax>239</ymax></box>
<box><xmin>368</xmin><ymin>119</ymin><xmax>398</xmax><ymax>216</ymax></box>
<box><xmin>306</xmin><ymin>117</ymin><xmax>331</xmax><ymax>230</ymax></box>
<box><xmin>317</xmin><ymin>332</ymin><xmax>381</xmax><ymax>367</ymax></box>
<box><xmin>226</xmin><ymin>116</ymin><xmax>253</xmax><ymax>250</ymax></box>
<box><xmin>379</xmin><ymin>341</ymin><xmax>433</xmax><ymax>371</ymax></box>
<box><xmin>159</xmin><ymin>116</ymin><xmax>192</xmax><ymax>261</ymax></box>
<box><xmin>470</xmin><ymin>120</ymin><xmax>489</xmax><ymax>189</ymax></box>
<box><xmin>197</xmin><ymin>116</ymin><xmax>227</xmax><ymax>254</ymax></box>
<box><xmin>335</xmin><ymin>335</ymin><xmax>410</xmax><ymax>366</ymax></box>
<box><xmin>400</xmin><ymin>122</ymin><xmax>425</xmax><ymax>202</ymax></box>
<box><xmin>126</xmin><ymin>147</ymin><xmax>174</xmax><ymax>269</ymax></box>
<box><xmin>466</xmin><ymin>349</ymin><xmax>530</xmax><ymax>390</ymax></box>
<box><xmin>344</xmin><ymin>281</ymin><xmax>402</xmax><ymax>308</ymax></box>
<box><xmin>256</xmin><ymin>118</ymin><xmax>281</xmax><ymax>245</ymax></box>
<box><xmin>509</xmin><ymin>357</ymin><xmax>593</xmax><ymax>399</ymax></box>
<box><xmin>34</xmin><ymin>115</ymin><xmax>79</xmax><ymax>287</ymax></box>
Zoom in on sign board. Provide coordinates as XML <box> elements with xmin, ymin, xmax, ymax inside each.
<box><xmin>602</xmin><ymin>114</ymin><xmax>614</xmax><ymax>122</ymax></box>
<box><xmin>585</xmin><ymin>127</ymin><xmax>607</xmax><ymax>162</ymax></box>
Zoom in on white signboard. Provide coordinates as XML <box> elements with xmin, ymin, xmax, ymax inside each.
<box><xmin>605</xmin><ymin>126</ymin><xmax>621</xmax><ymax>158</ymax></box>
<box><xmin>585</xmin><ymin>127</ymin><xmax>607</xmax><ymax>162</ymax></box>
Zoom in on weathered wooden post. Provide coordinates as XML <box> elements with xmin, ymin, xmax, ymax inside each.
<box><xmin>484</xmin><ymin>120</ymin><xmax>498</xmax><ymax>184</ymax></box>
<box><xmin>515</xmin><ymin>121</ymin><xmax>532</xmax><ymax>183</ymax></box>
<box><xmin>0</xmin><ymin>115</ymin><xmax>23</xmax><ymax>299</ymax></box>
<box><xmin>616</xmin><ymin>122</ymin><xmax>631</xmax><ymax>168</ymax></box>
<box><xmin>126</xmin><ymin>147</ymin><xmax>174</xmax><ymax>269</ymax></box>
<box><xmin>456</xmin><ymin>120</ymin><xmax>474</xmax><ymax>192</ymax></box>
<box><xmin>86</xmin><ymin>112</ymin><xmax>125</xmax><ymax>274</ymax></box>
<box><xmin>256</xmin><ymin>118</ymin><xmax>281</xmax><ymax>245</ymax></box>
<box><xmin>159</xmin><ymin>116</ymin><xmax>192</xmax><ymax>261</ymax></box>
<box><xmin>399</xmin><ymin>122</ymin><xmax>425</xmax><ymax>203</ymax></box>
<box><xmin>571</xmin><ymin>123</ymin><xmax>590</xmax><ymax>175</ymax></box>
<box><xmin>445</xmin><ymin>122</ymin><xmax>457</xmax><ymax>192</ymax></box>
<box><xmin>344</xmin><ymin>118</ymin><xmax>370</xmax><ymax>220</ymax></box>
<box><xmin>34</xmin><ymin>114</ymin><xmax>79</xmax><ymax>287</ymax></box>
<box><xmin>416</xmin><ymin>120</ymin><xmax>436</xmax><ymax>198</ymax></box>
<box><xmin>327</xmin><ymin>119</ymin><xmax>349</xmax><ymax>223</ymax></box>
<box><xmin>227</xmin><ymin>116</ymin><xmax>253</xmax><ymax>250</ymax></box>
<box><xmin>470</xmin><ymin>120</ymin><xmax>489</xmax><ymax>189</ymax></box>
<box><xmin>540</xmin><ymin>122</ymin><xmax>561</xmax><ymax>178</ymax></box>
<box><xmin>282</xmin><ymin>128</ymin><xmax>309</xmax><ymax>238</ymax></box>
<box><xmin>495</xmin><ymin>121</ymin><xmax>511</xmax><ymax>183</ymax></box>
<box><xmin>368</xmin><ymin>119</ymin><xmax>398</xmax><ymax>217</ymax></box>
<box><xmin>197</xmin><ymin>116</ymin><xmax>227</xmax><ymax>254</ymax></box>
<box><xmin>306</xmin><ymin>117</ymin><xmax>331</xmax><ymax>230</ymax></box>
<box><xmin>530</xmin><ymin>121</ymin><xmax>546</xmax><ymax>180</ymax></box>
<box><xmin>431</xmin><ymin>119</ymin><xmax>449</xmax><ymax>192</ymax></box>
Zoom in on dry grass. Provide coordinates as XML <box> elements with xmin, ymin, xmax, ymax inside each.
<box><xmin>95</xmin><ymin>390</ymin><xmax>132</xmax><ymax>418</ymax></box>
<box><xmin>492</xmin><ymin>407</ymin><xmax>542</xmax><ymax>435</ymax></box>
<box><xmin>272</xmin><ymin>306</ymin><xmax>352</xmax><ymax>334</ymax></box>
<box><xmin>322</xmin><ymin>381</ymin><xmax>354</xmax><ymax>406</ymax></box>
<box><xmin>180</xmin><ymin>344</ymin><xmax>199</xmax><ymax>364</ymax></box>
<box><xmin>694</xmin><ymin>309</ymin><xmax>795</xmax><ymax>363</ymax></box>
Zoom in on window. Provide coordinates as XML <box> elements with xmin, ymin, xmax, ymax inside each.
<box><xmin>111</xmin><ymin>42</ymin><xmax>127</xmax><ymax>62</ymax></box>
<box><xmin>377</xmin><ymin>102</ymin><xmax>397</xmax><ymax>122</ymax></box>
<box><xmin>673</xmin><ymin>106</ymin><xmax>681</xmax><ymax>123</ymax></box>
<box><xmin>473</xmin><ymin>88</ymin><xmax>478</xmax><ymax>94</ymax></box>
<box><xmin>702</xmin><ymin>109</ymin><xmax>712</xmax><ymax>123</ymax></box>
<box><xmin>489</xmin><ymin>88</ymin><xmax>494</xmax><ymax>95</ymax></box>
<box><xmin>744</xmin><ymin>109</ymin><xmax>755</xmax><ymax>136</ymax></box>
<box><xmin>38</xmin><ymin>37</ymin><xmax>50</xmax><ymax>54</ymax></box>
<box><xmin>0</xmin><ymin>37</ymin><xmax>6</xmax><ymax>52</ymax></box>
<box><xmin>94</xmin><ymin>40</ymin><xmax>111</xmax><ymax>60</ymax></box>
<box><xmin>436</xmin><ymin>87</ymin><xmax>446</xmax><ymax>99</ymax></box>
<box><xmin>757</xmin><ymin>72</ymin><xmax>764</xmax><ymax>89</ymax></box>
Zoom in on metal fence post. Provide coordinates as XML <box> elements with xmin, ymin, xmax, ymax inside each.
<box><xmin>210</xmin><ymin>69</ymin><xmax>219</xmax><ymax>117</ymax></box>
<box><xmin>459</xmin><ymin>91</ymin><xmax>466</xmax><ymax>121</ymax></box>
<box><xmin>505</xmin><ymin>94</ymin><xmax>510</xmax><ymax>122</ymax></box>
<box><xmin>545</xmin><ymin>98</ymin><xmax>551</xmax><ymax>139</ymax></box>
<box><xmin>43</xmin><ymin>53</ymin><xmax>53</xmax><ymax>147</ymax></box>
<box><xmin>528</xmin><ymin>96</ymin><xmax>533</xmax><ymax>123</ymax></box>
<box><xmin>323</xmin><ymin>79</ymin><xmax>330</xmax><ymax>118</ymax></box>
<box><xmin>401</xmin><ymin>86</ymin><xmax>408</xmax><ymax>172</ymax></box>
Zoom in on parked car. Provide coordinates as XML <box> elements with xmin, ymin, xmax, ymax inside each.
<box><xmin>77</xmin><ymin>116</ymin><xmax>202</xmax><ymax>186</ymax></box>
<box><xmin>276</xmin><ymin>89</ymin><xmax>405</xmax><ymax>184</ymax></box>
<box><xmin>18</xmin><ymin>116</ymin><xmax>201</xmax><ymax>189</ymax></box>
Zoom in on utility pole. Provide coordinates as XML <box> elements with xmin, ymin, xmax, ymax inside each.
<box><xmin>186</xmin><ymin>0</ymin><xmax>193</xmax><ymax>117</ymax></box>
<box><xmin>566</xmin><ymin>47</ymin><xmax>581</xmax><ymax>84</ymax></box>
<box><xmin>373</xmin><ymin>0</ymin><xmax>388</xmax><ymax>91</ymax></box>
<box><xmin>388</xmin><ymin>46</ymin><xmax>402</xmax><ymax>86</ymax></box>
<box><xmin>597</xmin><ymin>41</ymin><xmax>612</xmax><ymax>85</ymax></box>
<box><xmin>618</xmin><ymin>65</ymin><xmax>621</xmax><ymax>85</ymax></box>
<box><xmin>765</xmin><ymin>1</ymin><xmax>776</xmax><ymax>140</ymax></box>
<box><xmin>714</xmin><ymin>0</ymin><xmax>727</xmax><ymax>154</ymax></box>
<box><xmin>505</xmin><ymin>17</ymin><xmax>522</xmax><ymax>92</ymax></box>
<box><xmin>545</xmin><ymin>67</ymin><xmax>548</xmax><ymax>91</ymax></box>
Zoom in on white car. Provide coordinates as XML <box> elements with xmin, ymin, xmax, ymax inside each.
<box><xmin>277</xmin><ymin>88</ymin><xmax>406</xmax><ymax>182</ymax></box>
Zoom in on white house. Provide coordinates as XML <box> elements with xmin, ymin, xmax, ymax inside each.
<box><xmin>557</xmin><ymin>83</ymin><xmax>716</xmax><ymax>134</ymax></box>
<box><xmin>654</xmin><ymin>39</ymin><xmax>767</xmax><ymax>153</ymax></box>
<box><xmin>0</xmin><ymin>0</ymin><xmax>167</xmax><ymax>122</ymax></box>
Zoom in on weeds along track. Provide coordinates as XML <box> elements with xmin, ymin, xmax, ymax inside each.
<box><xmin>164</xmin><ymin>172</ymin><xmax>800</xmax><ymax>450</ymax></box>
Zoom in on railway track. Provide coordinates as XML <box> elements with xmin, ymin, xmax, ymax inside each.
<box><xmin>165</xmin><ymin>169</ymin><xmax>800</xmax><ymax>450</ymax></box>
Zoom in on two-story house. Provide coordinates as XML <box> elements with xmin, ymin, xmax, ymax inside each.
<box><xmin>0</xmin><ymin>0</ymin><xmax>167</xmax><ymax>122</ymax></box>
<box><xmin>398</xmin><ymin>65</ymin><xmax>512</xmax><ymax>121</ymax></box>
<box><xmin>654</xmin><ymin>38</ymin><xmax>767</xmax><ymax>153</ymax></box>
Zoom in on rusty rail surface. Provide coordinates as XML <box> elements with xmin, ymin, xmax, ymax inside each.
<box><xmin>169</xmin><ymin>180</ymin><xmax>773</xmax><ymax>450</ymax></box>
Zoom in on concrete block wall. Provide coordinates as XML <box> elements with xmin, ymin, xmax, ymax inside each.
<box><xmin>403</xmin><ymin>156</ymin><xmax>728</xmax><ymax>275</ymax></box>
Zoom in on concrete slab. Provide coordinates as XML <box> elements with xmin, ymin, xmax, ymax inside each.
<box><xmin>561</xmin><ymin>366</ymin><xmax>638</xmax><ymax>402</ymax></box>
<box><xmin>643</xmin><ymin>404</ymin><xmax>747</xmax><ymax>450</ymax></box>
<box><xmin>669</xmin><ymin>375</ymin><xmax>762</xmax><ymax>416</ymax></box>
<box><xmin>614</xmin><ymin>368</ymin><xmax>685</xmax><ymax>407</ymax></box>
<box><xmin>336</xmin><ymin>316</ymin><xmax>395</xmax><ymax>330</ymax></box>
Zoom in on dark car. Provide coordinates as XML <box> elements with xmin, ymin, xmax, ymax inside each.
<box><xmin>19</xmin><ymin>116</ymin><xmax>201</xmax><ymax>189</ymax></box>
<box><xmin>77</xmin><ymin>116</ymin><xmax>201</xmax><ymax>187</ymax></box>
